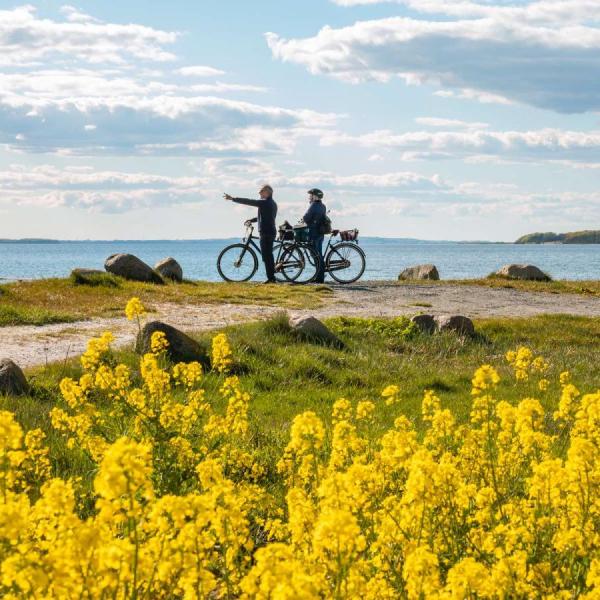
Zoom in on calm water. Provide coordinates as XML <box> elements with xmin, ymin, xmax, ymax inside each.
<box><xmin>0</xmin><ymin>239</ymin><xmax>598</xmax><ymax>281</ymax></box>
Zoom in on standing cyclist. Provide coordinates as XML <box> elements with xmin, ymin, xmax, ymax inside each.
<box><xmin>303</xmin><ymin>188</ymin><xmax>327</xmax><ymax>283</ymax></box>
<box><xmin>224</xmin><ymin>185</ymin><xmax>278</xmax><ymax>284</ymax></box>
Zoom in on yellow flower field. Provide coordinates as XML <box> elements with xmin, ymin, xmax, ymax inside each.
<box><xmin>1</xmin><ymin>302</ymin><xmax>599</xmax><ymax>598</ymax></box>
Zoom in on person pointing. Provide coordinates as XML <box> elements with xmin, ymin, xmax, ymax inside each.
<box><xmin>224</xmin><ymin>185</ymin><xmax>278</xmax><ymax>283</ymax></box>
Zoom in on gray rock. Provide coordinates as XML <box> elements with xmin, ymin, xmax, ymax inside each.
<box><xmin>399</xmin><ymin>264</ymin><xmax>440</xmax><ymax>281</ymax></box>
<box><xmin>71</xmin><ymin>268</ymin><xmax>119</xmax><ymax>286</ymax></box>
<box><xmin>154</xmin><ymin>257</ymin><xmax>183</xmax><ymax>282</ymax></box>
<box><xmin>105</xmin><ymin>254</ymin><xmax>163</xmax><ymax>284</ymax></box>
<box><xmin>290</xmin><ymin>316</ymin><xmax>342</xmax><ymax>346</ymax></box>
<box><xmin>411</xmin><ymin>314</ymin><xmax>436</xmax><ymax>334</ymax></box>
<box><xmin>0</xmin><ymin>359</ymin><xmax>29</xmax><ymax>396</ymax></box>
<box><xmin>72</xmin><ymin>268</ymin><xmax>105</xmax><ymax>278</ymax></box>
<box><xmin>136</xmin><ymin>321</ymin><xmax>209</xmax><ymax>366</ymax></box>
<box><xmin>495</xmin><ymin>264</ymin><xmax>551</xmax><ymax>281</ymax></box>
<box><xmin>435</xmin><ymin>315</ymin><xmax>475</xmax><ymax>337</ymax></box>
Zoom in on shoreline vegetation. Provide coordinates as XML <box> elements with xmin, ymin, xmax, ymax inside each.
<box><xmin>516</xmin><ymin>229</ymin><xmax>600</xmax><ymax>244</ymax></box>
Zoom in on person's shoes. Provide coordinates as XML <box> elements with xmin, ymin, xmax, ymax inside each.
<box><xmin>263</xmin><ymin>279</ymin><xmax>277</xmax><ymax>284</ymax></box>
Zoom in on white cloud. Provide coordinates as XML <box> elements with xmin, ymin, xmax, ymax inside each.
<box><xmin>415</xmin><ymin>117</ymin><xmax>489</xmax><ymax>129</ymax></box>
<box><xmin>0</xmin><ymin>164</ymin><xmax>211</xmax><ymax>212</ymax></box>
<box><xmin>268</xmin><ymin>170</ymin><xmax>447</xmax><ymax>192</ymax></box>
<box><xmin>59</xmin><ymin>5</ymin><xmax>101</xmax><ymax>24</ymax></box>
<box><xmin>0</xmin><ymin>5</ymin><xmax>178</xmax><ymax>66</ymax></box>
<box><xmin>177</xmin><ymin>65</ymin><xmax>226</xmax><ymax>77</ymax></box>
<box><xmin>268</xmin><ymin>2</ymin><xmax>600</xmax><ymax>112</ymax></box>
<box><xmin>331</xmin><ymin>0</ymin><xmax>600</xmax><ymax>23</ymax></box>
<box><xmin>0</xmin><ymin>8</ymin><xmax>336</xmax><ymax>156</ymax></box>
<box><xmin>321</xmin><ymin>127</ymin><xmax>600</xmax><ymax>164</ymax></box>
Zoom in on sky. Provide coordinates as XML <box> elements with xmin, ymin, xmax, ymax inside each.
<box><xmin>1</xmin><ymin>0</ymin><xmax>600</xmax><ymax>241</ymax></box>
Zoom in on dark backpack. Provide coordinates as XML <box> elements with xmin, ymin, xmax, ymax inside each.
<box><xmin>320</xmin><ymin>213</ymin><xmax>332</xmax><ymax>235</ymax></box>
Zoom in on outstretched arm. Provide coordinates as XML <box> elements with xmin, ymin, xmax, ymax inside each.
<box><xmin>231</xmin><ymin>197</ymin><xmax>262</xmax><ymax>207</ymax></box>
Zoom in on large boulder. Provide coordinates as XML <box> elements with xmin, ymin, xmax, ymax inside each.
<box><xmin>435</xmin><ymin>315</ymin><xmax>475</xmax><ymax>337</ymax></box>
<box><xmin>399</xmin><ymin>264</ymin><xmax>440</xmax><ymax>281</ymax></box>
<box><xmin>105</xmin><ymin>254</ymin><xmax>163</xmax><ymax>284</ymax></box>
<box><xmin>411</xmin><ymin>314</ymin><xmax>436</xmax><ymax>334</ymax></box>
<box><xmin>0</xmin><ymin>359</ymin><xmax>29</xmax><ymax>396</ymax></box>
<box><xmin>136</xmin><ymin>321</ymin><xmax>209</xmax><ymax>366</ymax></box>
<box><xmin>495</xmin><ymin>264</ymin><xmax>551</xmax><ymax>281</ymax></box>
<box><xmin>290</xmin><ymin>316</ymin><xmax>342</xmax><ymax>346</ymax></box>
<box><xmin>154</xmin><ymin>257</ymin><xmax>183</xmax><ymax>283</ymax></box>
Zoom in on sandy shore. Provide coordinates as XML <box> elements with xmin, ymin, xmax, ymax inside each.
<box><xmin>2</xmin><ymin>282</ymin><xmax>599</xmax><ymax>368</ymax></box>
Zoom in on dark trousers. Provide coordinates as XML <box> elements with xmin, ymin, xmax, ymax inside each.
<box><xmin>260</xmin><ymin>235</ymin><xmax>276</xmax><ymax>281</ymax></box>
<box><xmin>311</xmin><ymin>235</ymin><xmax>325</xmax><ymax>283</ymax></box>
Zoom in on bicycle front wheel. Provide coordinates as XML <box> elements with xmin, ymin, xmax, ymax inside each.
<box><xmin>280</xmin><ymin>244</ymin><xmax>320</xmax><ymax>283</ymax></box>
<box><xmin>217</xmin><ymin>243</ymin><xmax>258</xmax><ymax>282</ymax></box>
<box><xmin>326</xmin><ymin>242</ymin><xmax>366</xmax><ymax>284</ymax></box>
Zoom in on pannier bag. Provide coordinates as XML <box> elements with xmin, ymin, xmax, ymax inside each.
<box><xmin>293</xmin><ymin>225</ymin><xmax>311</xmax><ymax>243</ymax></box>
<box><xmin>340</xmin><ymin>229</ymin><xmax>359</xmax><ymax>242</ymax></box>
<box><xmin>320</xmin><ymin>214</ymin><xmax>333</xmax><ymax>235</ymax></box>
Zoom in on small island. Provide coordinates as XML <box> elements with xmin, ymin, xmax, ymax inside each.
<box><xmin>0</xmin><ymin>238</ymin><xmax>61</xmax><ymax>244</ymax></box>
<box><xmin>516</xmin><ymin>230</ymin><xmax>600</xmax><ymax>244</ymax></box>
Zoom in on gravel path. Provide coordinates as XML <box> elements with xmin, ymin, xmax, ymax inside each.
<box><xmin>2</xmin><ymin>282</ymin><xmax>599</xmax><ymax>368</ymax></box>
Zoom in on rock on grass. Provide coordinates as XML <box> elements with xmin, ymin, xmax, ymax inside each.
<box><xmin>493</xmin><ymin>264</ymin><xmax>551</xmax><ymax>282</ymax></box>
<box><xmin>154</xmin><ymin>257</ymin><xmax>183</xmax><ymax>283</ymax></box>
<box><xmin>71</xmin><ymin>269</ymin><xmax>120</xmax><ymax>287</ymax></box>
<box><xmin>290</xmin><ymin>315</ymin><xmax>343</xmax><ymax>347</ymax></box>
<box><xmin>399</xmin><ymin>264</ymin><xmax>440</xmax><ymax>281</ymax></box>
<box><xmin>105</xmin><ymin>254</ymin><xmax>164</xmax><ymax>284</ymax></box>
<box><xmin>0</xmin><ymin>359</ymin><xmax>29</xmax><ymax>396</ymax></box>
<box><xmin>136</xmin><ymin>321</ymin><xmax>209</xmax><ymax>366</ymax></box>
<box><xmin>435</xmin><ymin>315</ymin><xmax>475</xmax><ymax>337</ymax></box>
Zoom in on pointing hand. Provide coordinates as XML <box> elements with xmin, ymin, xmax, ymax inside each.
<box><xmin>223</xmin><ymin>193</ymin><xmax>233</xmax><ymax>201</ymax></box>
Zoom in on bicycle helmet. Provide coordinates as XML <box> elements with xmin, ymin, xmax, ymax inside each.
<box><xmin>307</xmin><ymin>188</ymin><xmax>324</xmax><ymax>200</ymax></box>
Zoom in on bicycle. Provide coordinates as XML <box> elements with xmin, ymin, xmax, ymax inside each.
<box><xmin>217</xmin><ymin>222</ymin><xmax>320</xmax><ymax>283</ymax></box>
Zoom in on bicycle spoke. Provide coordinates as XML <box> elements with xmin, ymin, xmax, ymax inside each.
<box><xmin>326</xmin><ymin>243</ymin><xmax>365</xmax><ymax>284</ymax></box>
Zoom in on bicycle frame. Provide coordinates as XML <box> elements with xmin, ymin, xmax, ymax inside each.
<box><xmin>240</xmin><ymin>224</ymin><xmax>292</xmax><ymax>266</ymax></box>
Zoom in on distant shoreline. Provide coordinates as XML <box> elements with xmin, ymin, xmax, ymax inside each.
<box><xmin>0</xmin><ymin>237</ymin><xmax>511</xmax><ymax>244</ymax></box>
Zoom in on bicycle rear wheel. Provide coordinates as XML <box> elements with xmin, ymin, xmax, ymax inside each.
<box><xmin>217</xmin><ymin>243</ymin><xmax>258</xmax><ymax>282</ymax></box>
<box><xmin>326</xmin><ymin>242</ymin><xmax>366</xmax><ymax>284</ymax></box>
<box><xmin>280</xmin><ymin>244</ymin><xmax>320</xmax><ymax>283</ymax></box>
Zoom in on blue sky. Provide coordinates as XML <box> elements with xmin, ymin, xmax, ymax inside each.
<box><xmin>1</xmin><ymin>0</ymin><xmax>600</xmax><ymax>240</ymax></box>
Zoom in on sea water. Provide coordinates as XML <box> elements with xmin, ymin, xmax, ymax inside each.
<box><xmin>0</xmin><ymin>239</ymin><xmax>598</xmax><ymax>281</ymax></box>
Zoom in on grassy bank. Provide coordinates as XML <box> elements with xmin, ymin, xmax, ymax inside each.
<box><xmin>397</xmin><ymin>277</ymin><xmax>600</xmax><ymax>296</ymax></box>
<box><xmin>0</xmin><ymin>277</ymin><xmax>332</xmax><ymax>326</ymax></box>
<box><xmin>4</xmin><ymin>313</ymin><xmax>599</xmax><ymax>484</ymax></box>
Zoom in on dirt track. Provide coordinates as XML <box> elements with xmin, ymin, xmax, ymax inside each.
<box><xmin>2</xmin><ymin>282</ymin><xmax>599</xmax><ymax>368</ymax></box>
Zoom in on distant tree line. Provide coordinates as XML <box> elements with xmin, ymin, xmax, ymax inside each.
<box><xmin>516</xmin><ymin>230</ymin><xmax>600</xmax><ymax>244</ymax></box>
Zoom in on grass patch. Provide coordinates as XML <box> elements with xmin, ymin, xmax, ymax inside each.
<box><xmin>397</xmin><ymin>277</ymin><xmax>600</xmax><ymax>297</ymax></box>
<box><xmin>0</xmin><ymin>304</ymin><xmax>77</xmax><ymax>327</ymax></box>
<box><xmin>6</xmin><ymin>313</ymin><xmax>599</xmax><ymax>489</ymax></box>
<box><xmin>0</xmin><ymin>277</ymin><xmax>332</xmax><ymax>326</ymax></box>
<box><xmin>70</xmin><ymin>271</ymin><xmax>121</xmax><ymax>288</ymax></box>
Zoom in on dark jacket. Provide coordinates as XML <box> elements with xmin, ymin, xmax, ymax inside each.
<box><xmin>303</xmin><ymin>200</ymin><xmax>327</xmax><ymax>238</ymax></box>
<box><xmin>232</xmin><ymin>196</ymin><xmax>278</xmax><ymax>237</ymax></box>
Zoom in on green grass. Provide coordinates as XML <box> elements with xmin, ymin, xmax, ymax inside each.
<box><xmin>3</xmin><ymin>313</ymin><xmax>599</xmax><ymax>487</ymax></box>
<box><xmin>397</xmin><ymin>277</ymin><xmax>600</xmax><ymax>297</ymax></box>
<box><xmin>0</xmin><ymin>304</ymin><xmax>77</xmax><ymax>326</ymax></box>
<box><xmin>0</xmin><ymin>277</ymin><xmax>332</xmax><ymax>326</ymax></box>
